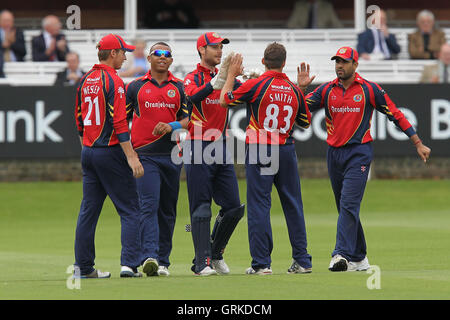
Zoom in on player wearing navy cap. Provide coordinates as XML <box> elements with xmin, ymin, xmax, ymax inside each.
<box><xmin>297</xmin><ymin>46</ymin><xmax>431</xmax><ymax>272</ymax></box>
<box><xmin>183</xmin><ymin>32</ymin><xmax>244</xmax><ymax>276</ymax></box>
<box><xmin>74</xmin><ymin>34</ymin><xmax>144</xmax><ymax>278</ymax></box>
<box><xmin>220</xmin><ymin>43</ymin><xmax>313</xmax><ymax>275</ymax></box>
<box><xmin>126</xmin><ymin>42</ymin><xmax>189</xmax><ymax>277</ymax></box>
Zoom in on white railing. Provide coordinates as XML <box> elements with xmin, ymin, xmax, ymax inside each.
<box><xmin>21</xmin><ymin>27</ymin><xmax>450</xmax><ymax>62</ymax></box>
<box><xmin>3</xmin><ymin>28</ymin><xmax>447</xmax><ymax>86</ymax></box>
<box><xmin>3</xmin><ymin>59</ymin><xmax>437</xmax><ymax>86</ymax></box>
<box><xmin>24</xmin><ymin>27</ymin><xmax>450</xmax><ymax>45</ymax></box>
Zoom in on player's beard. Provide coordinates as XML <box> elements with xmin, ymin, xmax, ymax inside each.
<box><xmin>204</xmin><ymin>52</ymin><xmax>221</xmax><ymax>68</ymax></box>
<box><xmin>336</xmin><ymin>69</ymin><xmax>352</xmax><ymax>80</ymax></box>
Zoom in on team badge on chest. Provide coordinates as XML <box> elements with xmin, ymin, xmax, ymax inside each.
<box><xmin>167</xmin><ymin>89</ymin><xmax>176</xmax><ymax>98</ymax></box>
<box><xmin>353</xmin><ymin>94</ymin><xmax>362</xmax><ymax>102</ymax></box>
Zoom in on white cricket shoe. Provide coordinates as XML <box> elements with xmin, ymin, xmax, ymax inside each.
<box><xmin>211</xmin><ymin>259</ymin><xmax>230</xmax><ymax>274</ymax></box>
<box><xmin>287</xmin><ymin>260</ymin><xmax>312</xmax><ymax>274</ymax></box>
<box><xmin>157</xmin><ymin>266</ymin><xmax>170</xmax><ymax>276</ymax></box>
<box><xmin>347</xmin><ymin>257</ymin><xmax>370</xmax><ymax>272</ymax></box>
<box><xmin>142</xmin><ymin>258</ymin><xmax>159</xmax><ymax>276</ymax></box>
<box><xmin>245</xmin><ymin>267</ymin><xmax>273</xmax><ymax>275</ymax></box>
<box><xmin>195</xmin><ymin>266</ymin><xmax>217</xmax><ymax>276</ymax></box>
<box><xmin>328</xmin><ymin>254</ymin><xmax>348</xmax><ymax>272</ymax></box>
<box><xmin>120</xmin><ymin>266</ymin><xmax>142</xmax><ymax>278</ymax></box>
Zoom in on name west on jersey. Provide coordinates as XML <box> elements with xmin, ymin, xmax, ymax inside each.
<box><xmin>83</xmin><ymin>85</ymin><xmax>100</xmax><ymax>96</ymax></box>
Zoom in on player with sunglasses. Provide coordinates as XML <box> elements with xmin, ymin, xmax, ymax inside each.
<box><xmin>126</xmin><ymin>42</ymin><xmax>189</xmax><ymax>276</ymax></box>
<box><xmin>151</xmin><ymin>49</ymin><xmax>172</xmax><ymax>58</ymax></box>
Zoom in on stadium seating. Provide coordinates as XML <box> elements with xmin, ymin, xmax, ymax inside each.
<box><xmin>2</xmin><ymin>28</ymin><xmax>448</xmax><ymax>85</ymax></box>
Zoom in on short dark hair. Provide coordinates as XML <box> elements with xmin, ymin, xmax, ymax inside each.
<box><xmin>66</xmin><ymin>51</ymin><xmax>79</xmax><ymax>60</ymax></box>
<box><xmin>197</xmin><ymin>47</ymin><xmax>205</xmax><ymax>59</ymax></box>
<box><xmin>96</xmin><ymin>44</ymin><xmax>121</xmax><ymax>61</ymax></box>
<box><xmin>150</xmin><ymin>41</ymin><xmax>171</xmax><ymax>53</ymax></box>
<box><xmin>263</xmin><ymin>42</ymin><xmax>286</xmax><ymax>69</ymax></box>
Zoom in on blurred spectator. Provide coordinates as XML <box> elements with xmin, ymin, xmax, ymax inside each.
<box><xmin>119</xmin><ymin>39</ymin><xmax>149</xmax><ymax>78</ymax></box>
<box><xmin>287</xmin><ymin>0</ymin><xmax>343</xmax><ymax>29</ymax></box>
<box><xmin>143</xmin><ymin>0</ymin><xmax>199</xmax><ymax>29</ymax></box>
<box><xmin>54</xmin><ymin>51</ymin><xmax>85</xmax><ymax>86</ymax></box>
<box><xmin>0</xmin><ymin>49</ymin><xmax>3</xmax><ymax>77</ymax></box>
<box><xmin>32</xmin><ymin>15</ymin><xmax>69</xmax><ymax>62</ymax></box>
<box><xmin>420</xmin><ymin>43</ymin><xmax>450</xmax><ymax>83</ymax></box>
<box><xmin>1</xmin><ymin>10</ymin><xmax>26</xmax><ymax>62</ymax></box>
<box><xmin>357</xmin><ymin>9</ymin><xmax>400</xmax><ymax>61</ymax></box>
<box><xmin>408</xmin><ymin>10</ymin><xmax>446</xmax><ymax>60</ymax></box>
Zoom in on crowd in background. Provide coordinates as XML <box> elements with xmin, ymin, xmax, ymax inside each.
<box><xmin>0</xmin><ymin>0</ymin><xmax>449</xmax><ymax>84</ymax></box>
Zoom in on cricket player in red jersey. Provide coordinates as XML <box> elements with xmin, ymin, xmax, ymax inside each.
<box><xmin>220</xmin><ymin>43</ymin><xmax>313</xmax><ymax>275</ymax></box>
<box><xmin>74</xmin><ymin>34</ymin><xmax>144</xmax><ymax>278</ymax></box>
<box><xmin>297</xmin><ymin>46</ymin><xmax>431</xmax><ymax>272</ymax></box>
<box><xmin>126</xmin><ymin>42</ymin><xmax>189</xmax><ymax>277</ymax></box>
<box><xmin>183</xmin><ymin>32</ymin><xmax>245</xmax><ymax>276</ymax></box>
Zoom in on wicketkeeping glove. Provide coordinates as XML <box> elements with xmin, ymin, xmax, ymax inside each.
<box><xmin>243</xmin><ymin>68</ymin><xmax>262</xmax><ymax>80</ymax></box>
<box><xmin>211</xmin><ymin>51</ymin><xmax>235</xmax><ymax>90</ymax></box>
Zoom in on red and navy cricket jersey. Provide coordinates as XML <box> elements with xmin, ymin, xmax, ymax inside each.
<box><xmin>75</xmin><ymin>64</ymin><xmax>130</xmax><ymax>147</ymax></box>
<box><xmin>126</xmin><ymin>70</ymin><xmax>189</xmax><ymax>155</ymax></box>
<box><xmin>224</xmin><ymin>70</ymin><xmax>311</xmax><ymax>145</ymax></box>
<box><xmin>184</xmin><ymin>63</ymin><xmax>240</xmax><ymax>141</ymax></box>
<box><xmin>305</xmin><ymin>72</ymin><xmax>416</xmax><ymax>147</ymax></box>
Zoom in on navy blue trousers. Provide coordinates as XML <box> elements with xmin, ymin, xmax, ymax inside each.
<box><xmin>184</xmin><ymin>140</ymin><xmax>241</xmax><ymax>214</ymax></box>
<box><xmin>327</xmin><ymin>142</ymin><xmax>373</xmax><ymax>262</ymax></box>
<box><xmin>184</xmin><ymin>140</ymin><xmax>241</xmax><ymax>270</ymax></box>
<box><xmin>245</xmin><ymin>143</ymin><xmax>312</xmax><ymax>270</ymax></box>
<box><xmin>74</xmin><ymin>145</ymin><xmax>141</xmax><ymax>275</ymax></box>
<box><xmin>137</xmin><ymin>155</ymin><xmax>182</xmax><ymax>267</ymax></box>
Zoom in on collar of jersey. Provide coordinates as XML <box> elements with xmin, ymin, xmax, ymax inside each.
<box><xmin>142</xmin><ymin>70</ymin><xmax>176</xmax><ymax>83</ymax></box>
<box><xmin>260</xmin><ymin>70</ymin><xmax>289</xmax><ymax>79</ymax></box>
<box><xmin>196</xmin><ymin>63</ymin><xmax>218</xmax><ymax>76</ymax></box>
<box><xmin>93</xmin><ymin>64</ymin><xmax>117</xmax><ymax>74</ymax></box>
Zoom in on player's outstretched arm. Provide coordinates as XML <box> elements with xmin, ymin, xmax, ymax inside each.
<box><xmin>297</xmin><ymin>62</ymin><xmax>316</xmax><ymax>93</ymax></box>
<box><xmin>211</xmin><ymin>51</ymin><xmax>235</xmax><ymax>90</ymax></box>
<box><xmin>410</xmin><ymin>134</ymin><xmax>431</xmax><ymax>163</ymax></box>
<box><xmin>219</xmin><ymin>54</ymin><xmax>243</xmax><ymax>108</ymax></box>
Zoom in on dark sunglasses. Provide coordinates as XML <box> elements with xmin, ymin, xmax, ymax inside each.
<box><xmin>150</xmin><ymin>49</ymin><xmax>172</xmax><ymax>58</ymax></box>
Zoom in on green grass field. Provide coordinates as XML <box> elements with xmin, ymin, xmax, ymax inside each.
<box><xmin>0</xmin><ymin>179</ymin><xmax>449</xmax><ymax>300</ymax></box>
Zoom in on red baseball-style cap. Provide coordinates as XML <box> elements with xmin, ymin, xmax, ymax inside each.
<box><xmin>196</xmin><ymin>32</ymin><xmax>230</xmax><ymax>50</ymax></box>
<box><xmin>97</xmin><ymin>34</ymin><xmax>136</xmax><ymax>52</ymax></box>
<box><xmin>331</xmin><ymin>46</ymin><xmax>359</xmax><ymax>63</ymax></box>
